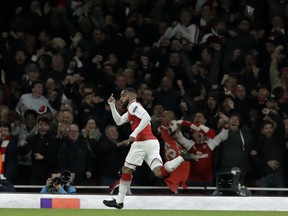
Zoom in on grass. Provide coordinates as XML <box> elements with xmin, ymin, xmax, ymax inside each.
<box><xmin>0</xmin><ymin>209</ymin><xmax>287</xmax><ymax>216</ymax></box>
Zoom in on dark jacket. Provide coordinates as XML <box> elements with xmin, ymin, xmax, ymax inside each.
<box><xmin>57</xmin><ymin>135</ymin><xmax>93</xmax><ymax>184</ymax></box>
<box><xmin>18</xmin><ymin>132</ymin><xmax>60</xmax><ymax>185</ymax></box>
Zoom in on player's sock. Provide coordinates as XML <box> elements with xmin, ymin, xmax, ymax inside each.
<box><xmin>116</xmin><ymin>173</ymin><xmax>132</xmax><ymax>204</ymax></box>
<box><xmin>163</xmin><ymin>156</ymin><xmax>184</xmax><ymax>173</ymax></box>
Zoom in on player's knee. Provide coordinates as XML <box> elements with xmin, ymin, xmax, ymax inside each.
<box><xmin>122</xmin><ymin>166</ymin><xmax>133</xmax><ymax>174</ymax></box>
<box><xmin>152</xmin><ymin>167</ymin><xmax>163</xmax><ymax>178</ymax></box>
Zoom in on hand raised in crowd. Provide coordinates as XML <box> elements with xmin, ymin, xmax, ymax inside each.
<box><xmin>44</xmin><ymin>2</ymin><xmax>51</xmax><ymax>15</ymax></box>
<box><xmin>34</xmin><ymin>153</ymin><xmax>44</xmax><ymax>160</ymax></box>
<box><xmin>1</xmin><ymin>69</ymin><xmax>6</xmax><ymax>84</ymax></box>
<box><xmin>19</xmin><ymin>140</ymin><xmax>28</xmax><ymax>147</ymax></box>
<box><xmin>271</xmin><ymin>45</ymin><xmax>284</xmax><ymax>61</ymax></box>
<box><xmin>218</xmin><ymin>112</ymin><xmax>230</xmax><ymax>128</ymax></box>
<box><xmin>267</xmin><ymin>160</ymin><xmax>280</xmax><ymax>171</ymax></box>
<box><xmin>262</xmin><ymin>108</ymin><xmax>270</xmax><ymax>116</ymax></box>
<box><xmin>70</xmin><ymin>32</ymin><xmax>82</xmax><ymax>48</ymax></box>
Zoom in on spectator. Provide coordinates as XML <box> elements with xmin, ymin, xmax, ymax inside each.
<box><xmin>163</xmin><ymin>9</ymin><xmax>199</xmax><ymax>45</ymax></box>
<box><xmin>15</xmin><ymin>80</ymin><xmax>56</xmax><ymax>116</ymax></box>
<box><xmin>18</xmin><ymin>115</ymin><xmax>60</xmax><ymax>185</ymax></box>
<box><xmin>138</xmin><ymin>87</ymin><xmax>155</xmax><ymax>115</ymax></box>
<box><xmin>269</xmin><ymin>45</ymin><xmax>288</xmax><ymax>103</ymax></box>
<box><xmin>0</xmin><ymin>123</ymin><xmax>18</xmax><ymax>184</ymax></box>
<box><xmin>174</xmin><ymin>113</ymin><xmax>229</xmax><ymax>188</ymax></box>
<box><xmin>150</xmin><ymin>103</ymin><xmax>165</xmax><ymax>136</ymax></box>
<box><xmin>78</xmin><ymin>90</ymin><xmax>106</xmax><ymax>129</ymax></box>
<box><xmin>81</xmin><ymin>116</ymin><xmax>102</xmax><ymax>184</ymax></box>
<box><xmin>50</xmin><ymin>109</ymin><xmax>74</xmax><ymax>140</ymax></box>
<box><xmin>202</xmin><ymin>92</ymin><xmax>220</xmax><ymax>130</ymax></box>
<box><xmin>21</xmin><ymin>63</ymin><xmax>41</xmax><ymax>94</ymax></box>
<box><xmin>57</xmin><ymin>123</ymin><xmax>93</xmax><ymax>185</ymax></box>
<box><xmin>11</xmin><ymin>109</ymin><xmax>38</xmax><ymax>185</ymax></box>
<box><xmin>158</xmin><ymin>111</ymin><xmax>190</xmax><ymax>193</ymax></box>
<box><xmin>250</xmin><ymin>109</ymin><xmax>286</xmax><ymax>195</ymax></box>
<box><xmin>213</xmin><ymin>112</ymin><xmax>255</xmax><ymax>185</ymax></box>
<box><xmin>234</xmin><ymin>84</ymin><xmax>255</xmax><ymax>124</ymax></box>
<box><xmin>98</xmin><ymin>124</ymin><xmax>129</xmax><ymax>186</ymax></box>
<box><xmin>155</xmin><ymin>76</ymin><xmax>182</xmax><ymax>118</ymax></box>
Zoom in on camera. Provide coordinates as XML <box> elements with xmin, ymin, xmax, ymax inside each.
<box><xmin>60</xmin><ymin>170</ymin><xmax>73</xmax><ymax>185</ymax></box>
<box><xmin>49</xmin><ymin>170</ymin><xmax>73</xmax><ymax>187</ymax></box>
<box><xmin>51</xmin><ymin>177</ymin><xmax>62</xmax><ymax>185</ymax></box>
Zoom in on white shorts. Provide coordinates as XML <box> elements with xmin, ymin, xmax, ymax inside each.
<box><xmin>124</xmin><ymin>139</ymin><xmax>163</xmax><ymax>171</ymax></box>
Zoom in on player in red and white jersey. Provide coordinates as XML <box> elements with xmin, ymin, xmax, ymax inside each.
<box><xmin>159</xmin><ymin>111</ymin><xmax>190</xmax><ymax>193</ymax></box>
<box><xmin>175</xmin><ymin>112</ymin><xmax>230</xmax><ymax>186</ymax></box>
<box><xmin>103</xmin><ymin>88</ymin><xmax>197</xmax><ymax>209</ymax></box>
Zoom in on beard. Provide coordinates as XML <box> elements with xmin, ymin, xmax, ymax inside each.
<box><xmin>121</xmin><ymin>99</ymin><xmax>129</xmax><ymax>109</ymax></box>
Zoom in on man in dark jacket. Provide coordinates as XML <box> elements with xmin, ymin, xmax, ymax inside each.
<box><xmin>57</xmin><ymin>124</ymin><xmax>93</xmax><ymax>185</ymax></box>
<box><xmin>18</xmin><ymin>115</ymin><xmax>60</xmax><ymax>185</ymax></box>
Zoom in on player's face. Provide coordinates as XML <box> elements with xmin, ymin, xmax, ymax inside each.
<box><xmin>120</xmin><ymin>90</ymin><xmax>130</xmax><ymax>108</ymax></box>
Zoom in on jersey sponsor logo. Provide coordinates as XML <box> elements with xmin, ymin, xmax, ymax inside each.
<box><xmin>132</xmin><ymin>106</ymin><xmax>138</xmax><ymax>113</ymax></box>
<box><xmin>196</xmin><ymin>151</ymin><xmax>208</xmax><ymax>159</ymax></box>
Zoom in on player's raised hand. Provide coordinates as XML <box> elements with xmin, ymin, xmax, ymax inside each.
<box><xmin>107</xmin><ymin>94</ymin><xmax>115</xmax><ymax>105</ymax></box>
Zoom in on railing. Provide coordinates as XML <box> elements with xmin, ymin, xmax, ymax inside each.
<box><xmin>13</xmin><ymin>185</ymin><xmax>288</xmax><ymax>196</ymax></box>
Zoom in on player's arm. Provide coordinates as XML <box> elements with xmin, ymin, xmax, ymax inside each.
<box><xmin>129</xmin><ymin>103</ymin><xmax>150</xmax><ymax>138</ymax></box>
<box><xmin>175</xmin><ymin>130</ymin><xmax>194</xmax><ymax>151</ymax></box>
<box><xmin>108</xmin><ymin>94</ymin><xmax>129</xmax><ymax>125</ymax></box>
<box><xmin>110</xmin><ymin>105</ymin><xmax>129</xmax><ymax>125</ymax></box>
<box><xmin>207</xmin><ymin>127</ymin><xmax>229</xmax><ymax>150</ymax></box>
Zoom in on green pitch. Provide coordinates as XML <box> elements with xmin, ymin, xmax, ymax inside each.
<box><xmin>0</xmin><ymin>209</ymin><xmax>286</xmax><ymax>216</ymax></box>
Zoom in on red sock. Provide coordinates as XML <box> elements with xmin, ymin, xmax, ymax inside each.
<box><xmin>121</xmin><ymin>173</ymin><xmax>133</xmax><ymax>181</ymax></box>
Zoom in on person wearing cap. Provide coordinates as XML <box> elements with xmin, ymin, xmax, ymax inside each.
<box><xmin>15</xmin><ymin>80</ymin><xmax>56</xmax><ymax>116</ymax></box>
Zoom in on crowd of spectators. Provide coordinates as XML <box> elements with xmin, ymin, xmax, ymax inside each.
<box><xmin>0</xmin><ymin>0</ymin><xmax>288</xmax><ymax>194</ymax></box>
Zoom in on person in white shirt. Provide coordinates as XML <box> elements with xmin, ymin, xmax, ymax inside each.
<box><xmin>16</xmin><ymin>80</ymin><xmax>56</xmax><ymax>116</ymax></box>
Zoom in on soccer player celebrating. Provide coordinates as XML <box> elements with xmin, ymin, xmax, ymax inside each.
<box><xmin>103</xmin><ymin>88</ymin><xmax>197</xmax><ymax>209</ymax></box>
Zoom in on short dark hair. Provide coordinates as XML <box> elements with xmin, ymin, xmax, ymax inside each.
<box><xmin>31</xmin><ymin>80</ymin><xmax>44</xmax><ymax>89</ymax></box>
<box><xmin>123</xmin><ymin>87</ymin><xmax>137</xmax><ymax>94</ymax></box>
<box><xmin>36</xmin><ymin>115</ymin><xmax>51</xmax><ymax>124</ymax></box>
<box><xmin>23</xmin><ymin>109</ymin><xmax>38</xmax><ymax>119</ymax></box>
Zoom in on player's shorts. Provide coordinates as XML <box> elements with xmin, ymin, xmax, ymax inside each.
<box><xmin>124</xmin><ymin>139</ymin><xmax>163</xmax><ymax>170</ymax></box>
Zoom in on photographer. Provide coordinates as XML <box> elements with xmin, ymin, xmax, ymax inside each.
<box><xmin>40</xmin><ymin>170</ymin><xmax>76</xmax><ymax>194</ymax></box>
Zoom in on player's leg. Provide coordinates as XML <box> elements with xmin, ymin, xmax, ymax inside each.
<box><xmin>145</xmin><ymin>140</ymin><xmax>197</xmax><ymax>178</ymax></box>
<box><xmin>103</xmin><ymin>142</ymin><xmax>145</xmax><ymax>209</ymax></box>
<box><xmin>116</xmin><ymin>166</ymin><xmax>134</xmax><ymax>204</ymax></box>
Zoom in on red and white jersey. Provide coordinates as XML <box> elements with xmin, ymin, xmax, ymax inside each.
<box><xmin>127</xmin><ymin>100</ymin><xmax>156</xmax><ymax>141</ymax></box>
<box><xmin>189</xmin><ymin>142</ymin><xmax>214</xmax><ymax>182</ymax></box>
<box><xmin>159</xmin><ymin>124</ymin><xmax>190</xmax><ymax>192</ymax></box>
<box><xmin>0</xmin><ymin>135</ymin><xmax>10</xmax><ymax>175</ymax></box>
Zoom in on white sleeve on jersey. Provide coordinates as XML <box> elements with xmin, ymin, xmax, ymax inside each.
<box><xmin>128</xmin><ymin>102</ymin><xmax>151</xmax><ymax>138</ymax></box>
<box><xmin>176</xmin><ymin>130</ymin><xmax>194</xmax><ymax>151</ymax></box>
<box><xmin>109</xmin><ymin>103</ymin><xmax>129</xmax><ymax>125</ymax></box>
<box><xmin>128</xmin><ymin>101</ymin><xmax>146</xmax><ymax>118</ymax></box>
<box><xmin>207</xmin><ymin>128</ymin><xmax>229</xmax><ymax>150</ymax></box>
